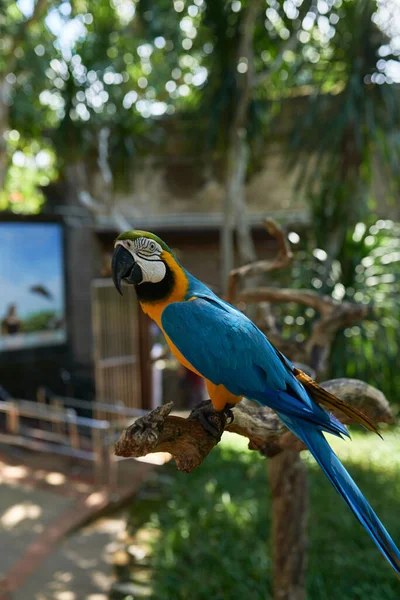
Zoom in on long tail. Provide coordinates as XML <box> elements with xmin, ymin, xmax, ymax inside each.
<box><xmin>293</xmin><ymin>368</ymin><xmax>381</xmax><ymax>436</ymax></box>
<box><xmin>278</xmin><ymin>413</ymin><xmax>400</xmax><ymax>576</ymax></box>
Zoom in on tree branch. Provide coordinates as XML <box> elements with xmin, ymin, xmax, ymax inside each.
<box><xmin>114</xmin><ymin>379</ymin><xmax>392</xmax><ymax>472</ymax></box>
<box><xmin>226</xmin><ymin>219</ymin><xmax>293</xmax><ymax>304</ymax></box>
<box><xmin>226</xmin><ymin>219</ymin><xmax>376</xmax><ymax>376</ymax></box>
<box><xmin>239</xmin><ymin>287</ymin><xmax>334</xmax><ymax>316</ymax></box>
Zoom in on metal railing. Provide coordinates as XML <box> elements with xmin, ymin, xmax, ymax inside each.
<box><xmin>0</xmin><ymin>393</ymin><xmax>146</xmax><ymax>488</ymax></box>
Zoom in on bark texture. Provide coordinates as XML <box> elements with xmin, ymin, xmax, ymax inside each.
<box><xmin>270</xmin><ymin>451</ymin><xmax>308</xmax><ymax>600</ymax></box>
<box><xmin>114</xmin><ymin>379</ymin><xmax>392</xmax><ymax>470</ymax></box>
<box><xmin>221</xmin><ymin>0</ymin><xmax>261</xmax><ymax>289</ymax></box>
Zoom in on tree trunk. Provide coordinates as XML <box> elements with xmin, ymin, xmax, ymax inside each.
<box><xmin>234</xmin><ymin>128</ymin><xmax>257</xmax><ymax>264</ymax></box>
<box><xmin>269</xmin><ymin>450</ymin><xmax>308</xmax><ymax>600</ymax></box>
<box><xmin>221</xmin><ymin>150</ymin><xmax>236</xmax><ymax>293</ymax></box>
<box><xmin>220</xmin><ymin>0</ymin><xmax>260</xmax><ymax>293</ymax></box>
<box><xmin>222</xmin><ymin>129</ymin><xmax>257</xmax><ymax>290</ymax></box>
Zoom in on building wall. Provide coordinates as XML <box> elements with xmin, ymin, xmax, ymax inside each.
<box><xmin>96</xmin><ymin>143</ymin><xmax>309</xmax><ymax>228</ymax></box>
<box><xmin>92</xmin><ymin>96</ymin><xmax>399</xmax><ymax>228</ymax></box>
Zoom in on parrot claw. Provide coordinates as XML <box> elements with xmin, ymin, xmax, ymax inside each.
<box><xmin>188</xmin><ymin>400</ymin><xmax>235</xmax><ymax>440</ymax></box>
<box><xmin>223</xmin><ymin>404</ymin><xmax>235</xmax><ymax>425</ymax></box>
<box><xmin>189</xmin><ymin>400</ymin><xmax>223</xmax><ymax>440</ymax></box>
<box><xmin>197</xmin><ymin>413</ymin><xmax>222</xmax><ymax>440</ymax></box>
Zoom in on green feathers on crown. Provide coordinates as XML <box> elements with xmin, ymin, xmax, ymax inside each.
<box><xmin>116</xmin><ymin>230</ymin><xmax>172</xmax><ymax>253</ymax></box>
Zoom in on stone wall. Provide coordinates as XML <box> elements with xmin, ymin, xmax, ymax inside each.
<box><xmin>96</xmin><ymin>145</ymin><xmax>398</xmax><ymax>230</ymax></box>
<box><xmin>111</xmin><ymin>146</ymin><xmax>305</xmax><ymax>220</ymax></box>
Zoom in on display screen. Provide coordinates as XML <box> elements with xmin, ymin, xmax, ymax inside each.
<box><xmin>0</xmin><ymin>221</ymin><xmax>67</xmax><ymax>352</ymax></box>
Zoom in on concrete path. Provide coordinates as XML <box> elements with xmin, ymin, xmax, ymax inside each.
<box><xmin>14</xmin><ymin>514</ymin><xmax>127</xmax><ymax>600</ymax></box>
<box><xmin>0</xmin><ymin>480</ymin><xmax>73</xmax><ymax>577</ymax></box>
<box><xmin>0</xmin><ymin>447</ymin><xmax>167</xmax><ymax>600</ymax></box>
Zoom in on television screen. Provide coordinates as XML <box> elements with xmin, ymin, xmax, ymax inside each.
<box><xmin>0</xmin><ymin>221</ymin><xmax>67</xmax><ymax>352</ymax></box>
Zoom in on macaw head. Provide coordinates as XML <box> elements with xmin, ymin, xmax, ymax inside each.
<box><xmin>111</xmin><ymin>230</ymin><xmax>176</xmax><ymax>298</ymax></box>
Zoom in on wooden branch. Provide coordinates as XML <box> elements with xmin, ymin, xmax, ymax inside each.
<box><xmin>239</xmin><ymin>287</ymin><xmax>334</xmax><ymax>316</ymax></box>
<box><xmin>226</xmin><ymin>219</ymin><xmax>293</xmax><ymax>304</ymax></box>
<box><xmin>307</xmin><ymin>303</ymin><xmax>372</xmax><ymax>348</ymax></box>
<box><xmin>115</xmin><ymin>402</ymin><xmax>226</xmax><ymax>473</ymax></box>
<box><xmin>114</xmin><ymin>379</ymin><xmax>393</xmax><ymax>472</ymax></box>
<box><xmin>228</xmin><ymin>224</ymin><xmax>375</xmax><ymax>376</ymax></box>
<box><xmin>304</xmin><ymin>303</ymin><xmax>374</xmax><ymax>375</ymax></box>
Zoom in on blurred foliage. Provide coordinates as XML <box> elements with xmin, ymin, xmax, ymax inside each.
<box><xmin>23</xmin><ymin>309</ymin><xmax>58</xmax><ymax>332</ymax></box>
<box><xmin>330</xmin><ymin>219</ymin><xmax>400</xmax><ymax>406</ymax></box>
<box><xmin>0</xmin><ymin>134</ymin><xmax>57</xmax><ymax>213</ymax></box>
<box><xmin>123</xmin><ymin>432</ymin><xmax>400</xmax><ymax>599</ymax></box>
<box><xmin>269</xmin><ymin>218</ymin><xmax>400</xmax><ymax>405</ymax></box>
<box><xmin>278</xmin><ymin>0</ymin><xmax>400</xmax><ymax>401</ymax></box>
<box><xmin>1</xmin><ymin>0</ymin><xmax>399</xmax><ymax>206</ymax></box>
<box><xmin>287</xmin><ymin>0</ymin><xmax>400</xmax><ymax>265</ymax></box>
<box><xmin>0</xmin><ymin>0</ymin><xmax>61</xmax><ymax>212</ymax></box>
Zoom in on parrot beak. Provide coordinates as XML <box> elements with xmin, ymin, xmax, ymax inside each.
<box><xmin>111</xmin><ymin>245</ymin><xmax>143</xmax><ymax>295</ymax></box>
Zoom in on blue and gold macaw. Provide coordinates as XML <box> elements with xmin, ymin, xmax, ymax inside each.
<box><xmin>112</xmin><ymin>230</ymin><xmax>400</xmax><ymax>576</ymax></box>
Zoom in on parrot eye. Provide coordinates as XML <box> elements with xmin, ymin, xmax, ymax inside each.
<box><xmin>149</xmin><ymin>242</ymin><xmax>156</xmax><ymax>252</ymax></box>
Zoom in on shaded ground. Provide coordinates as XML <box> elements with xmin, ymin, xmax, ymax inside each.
<box><xmin>0</xmin><ymin>445</ymin><xmax>160</xmax><ymax>599</ymax></box>
<box><xmin>14</xmin><ymin>515</ymin><xmax>127</xmax><ymax>600</ymax></box>
<box><xmin>0</xmin><ymin>482</ymin><xmax>73</xmax><ymax>577</ymax></box>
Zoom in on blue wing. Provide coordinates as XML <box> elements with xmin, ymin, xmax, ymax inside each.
<box><xmin>161</xmin><ymin>294</ymin><xmax>347</xmax><ymax>437</ymax></box>
<box><xmin>162</xmin><ymin>293</ymin><xmax>400</xmax><ymax>575</ymax></box>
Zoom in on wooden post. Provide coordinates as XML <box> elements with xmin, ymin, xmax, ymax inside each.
<box><xmin>269</xmin><ymin>450</ymin><xmax>308</xmax><ymax>600</ymax></box>
<box><xmin>7</xmin><ymin>402</ymin><xmax>19</xmax><ymax>434</ymax></box>
<box><xmin>93</xmin><ymin>428</ymin><xmax>104</xmax><ymax>486</ymax></box>
<box><xmin>67</xmin><ymin>409</ymin><xmax>80</xmax><ymax>450</ymax></box>
<box><xmin>138</xmin><ymin>309</ymin><xmax>152</xmax><ymax>410</ymax></box>
<box><xmin>51</xmin><ymin>398</ymin><xmax>64</xmax><ymax>436</ymax></box>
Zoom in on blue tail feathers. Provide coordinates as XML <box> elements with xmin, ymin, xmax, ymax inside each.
<box><xmin>279</xmin><ymin>413</ymin><xmax>400</xmax><ymax>576</ymax></box>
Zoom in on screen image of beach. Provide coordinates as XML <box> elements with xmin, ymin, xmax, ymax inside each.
<box><xmin>0</xmin><ymin>222</ymin><xmax>66</xmax><ymax>352</ymax></box>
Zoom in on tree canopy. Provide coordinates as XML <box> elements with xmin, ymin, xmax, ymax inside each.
<box><xmin>1</xmin><ymin>0</ymin><xmax>398</xmax><ymax>210</ymax></box>
<box><xmin>1</xmin><ymin>0</ymin><xmax>399</xmax><ymax>399</ymax></box>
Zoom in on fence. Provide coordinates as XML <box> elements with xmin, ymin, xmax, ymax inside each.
<box><xmin>0</xmin><ymin>391</ymin><xmax>146</xmax><ymax>487</ymax></box>
<box><xmin>92</xmin><ymin>278</ymin><xmax>143</xmax><ymax>418</ymax></box>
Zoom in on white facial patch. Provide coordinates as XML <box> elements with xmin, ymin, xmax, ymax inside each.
<box><xmin>139</xmin><ymin>259</ymin><xmax>166</xmax><ymax>284</ymax></box>
<box><xmin>116</xmin><ymin>237</ymin><xmax>166</xmax><ymax>284</ymax></box>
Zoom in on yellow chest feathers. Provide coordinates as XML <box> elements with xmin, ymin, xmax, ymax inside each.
<box><xmin>139</xmin><ymin>253</ymin><xmax>202</xmax><ymax>375</ymax></box>
<box><xmin>139</xmin><ymin>251</ymin><xmax>188</xmax><ymax>328</ymax></box>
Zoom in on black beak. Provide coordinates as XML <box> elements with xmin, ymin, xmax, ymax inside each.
<box><xmin>111</xmin><ymin>245</ymin><xmax>143</xmax><ymax>295</ymax></box>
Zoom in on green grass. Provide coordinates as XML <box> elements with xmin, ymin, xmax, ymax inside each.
<box><xmin>126</xmin><ymin>429</ymin><xmax>400</xmax><ymax>600</ymax></box>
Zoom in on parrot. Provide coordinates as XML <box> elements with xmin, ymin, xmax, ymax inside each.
<box><xmin>111</xmin><ymin>229</ymin><xmax>400</xmax><ymax>576</ymax></box>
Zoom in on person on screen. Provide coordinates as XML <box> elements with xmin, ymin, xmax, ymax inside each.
<box><xmin>1</xmin><ymin>304</ymin><xmax>21</xmax><ymax>336</ymax></box>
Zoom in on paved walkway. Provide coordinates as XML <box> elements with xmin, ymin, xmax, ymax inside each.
<box><xmin>14</xmin><ymin>514</ymin><xmax>127</xmax><ymax>600</ymax></box>
<box><xmin>0</xmin><ymin>447</ymin><xmax>167</xmax><ymax>600</ymax></box>
<box><xmin>0</xmin><ymin>477</ymin><xmax>73</xmax><ymax>578</ymax></box>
